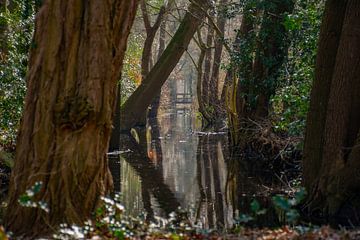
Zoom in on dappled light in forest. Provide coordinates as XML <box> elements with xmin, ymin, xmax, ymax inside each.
<box><xmin>1</xmin><ymin>0</ymin><xmax>360</xmax><ymax>238</ymax></box>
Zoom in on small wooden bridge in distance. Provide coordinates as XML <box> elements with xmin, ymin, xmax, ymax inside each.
<box><xmin>175</xmin><ymin>93</ymin><xmax>192</xmax><ymax>104</ymax></box>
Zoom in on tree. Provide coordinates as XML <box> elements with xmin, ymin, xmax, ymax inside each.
<box><xmin>226</xmin><ymin>0</ymin><xmax>294</xmax><ymax>146</ymax></box>
<box><xmin>5</xmin><ymin>0</ymin><xmax>139</xmax><ymax>237</ymax></box>
<box><xmin>303</xmin><ymin>0</ymin><xmax>360</xmax><ymax>223</ymax></box>
<box><xmin>120</xmin><ymin>0</ymin><xmax>211</xmax><ymax>131</ymax></box>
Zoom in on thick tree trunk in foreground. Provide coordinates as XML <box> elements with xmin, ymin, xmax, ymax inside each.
<box><xmin>302</xmin><ymin>0</ymin><xmax>347</xmax><ymax>191</ymax></box>
<box><xmin>120</xmin><ymin>0</ymin><xmax>211</xmax><ymax>131</ymax></box>
<box><xmin>303</xmin><ymin>0</ymin><xmax>360</xmax><ymax>223</ymax></box>
<box><xmin>5</xmin><ymin>0</ymin><xmax>138</xmax><ymax>237</ymax></box>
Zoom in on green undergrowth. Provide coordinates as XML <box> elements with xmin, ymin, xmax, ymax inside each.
<box><xmin>1</xmin><ymin>183</ymin><xmax>360</xmax><ymax>239</ymax></box>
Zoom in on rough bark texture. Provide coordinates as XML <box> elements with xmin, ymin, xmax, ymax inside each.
<box><xmin>5</xmin><ymin>0</ymin><xmax>138</xmax><ymax>237</ymax></box>
<box><xmin>120</xmin><ymin>0</ymin><xmax>211</xmax><ymax>131</ymax></box>
<box><xmin>303</xmin><ymin>0</ymin><xmax>360</xmax><ymax>224</ymax></box>
<box><xmin>302</xmin><ymin>0</ymin><xmax>348</xmax><ymax>190</ymax></box>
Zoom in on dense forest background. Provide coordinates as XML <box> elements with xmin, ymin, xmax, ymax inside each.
<box><xmin>1</xmin><ymin>0</ymin><xmax>360</xmax><ymax>239</ymax></box>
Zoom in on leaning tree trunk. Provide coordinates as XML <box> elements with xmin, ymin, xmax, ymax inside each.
<box><xmin>120</xmin><ymin>0</ymin><xmax>211</xmax><ymax>131</ymax></box>
<box><xmin>5</xmin><ymin>0</ymin><xmax>138</xmax><ymax>237</ymax></box>
<box><xmin>303</xmin><ymin>0</ymin><xmax>360</xmax><ymax>223</ymax></box>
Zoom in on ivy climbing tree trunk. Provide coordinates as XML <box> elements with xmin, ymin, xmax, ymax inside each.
<box><xmin>5</xmin><ymin>0</ymin><xmax>138</xmax><ymax>237</ymax></box>
<box><xmin>120</xmin><ymin>0</ymin><xmax>211</xmax><ymax>131</ymax></box>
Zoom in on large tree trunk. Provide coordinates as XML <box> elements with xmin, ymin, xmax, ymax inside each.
<box><xmin>5</xmin><ymin>0</ymin><xmax>138</xmax><ymax>237</ymax></box>
<box><xmin>302</xmin><ymin>0</ymin><xmax>348</xmax><ymax>190</ymax></box>
<box><xmin>120</xmin><ymin>0</ymin><xmax>211</xmax><ymax>131</ymax></box>
<box><xmin>303</xmin><ymin>0</ymin><xmax>360</xmax><ymax>224</ymax></box>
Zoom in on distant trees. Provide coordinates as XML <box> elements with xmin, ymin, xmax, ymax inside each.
<box><xmin>196</xmin><ymin>0</ymin><xmax>228</xmax><ymax>127</ymax></box>
<box><xmin>5</xmin><ymin>1</ymin><xmax>138</xmax><ymax>237</ymax></box>
<box><xmin>303</xmin><ymin>0</ymin><xmax>360</xmax><ymax>222</ymax></box>
<box><xmin>120</xmin><ymin>0</ymin><xmax>211</xmax><ymax>131</ymax></box>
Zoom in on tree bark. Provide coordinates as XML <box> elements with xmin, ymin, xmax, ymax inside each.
<box><xmin>302</xmin><ymin>0</ymin><xmax>348</xmax><ymax>190</ymax></box>
<box><xmin>5</xmin><ymin>0</ymin><xmax>138</xmax><ymax>237</ymax></box>
<box><xmin>303</xmin><ymin>0</ymin><xmax>360</xmax><ymax>223</ymax></box>
<box><xmin>209</xmin><ymin>0</ymin><xmax>227</xmax><ymax>119</ymax></box>
<box><xmin>120</xmin><ymin>0</ymin><xmax>211</xmax><ymax>131</ymax></box>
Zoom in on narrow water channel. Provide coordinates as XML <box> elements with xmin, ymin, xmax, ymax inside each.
<box><xmin>109</xmin><ymin>107</ymin><xmax>284</xmax><ymax>229</ymax></box>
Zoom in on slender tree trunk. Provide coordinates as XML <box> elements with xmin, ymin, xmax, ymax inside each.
<box><xmin>5</xmin><ymin>1</ymin><xmax>138</xmax><ymax>237</ymax></box>
<box><xmin>209</xmin><ymin>0</ymin><xmax>227</xmax><ymax>120</ymax></box>
<box><xmin>120</xmin><ymin>0</ymin><xmax>211</xmax><ymax>131</ymax></box>
<box><xmin>196</xmin><ymin>40</ymin><xmax>212</xmax><ymax>124</ymax></box>
<box><xmin>140</xmin><ymin>0</ymin><xmax>165</xmax><ymax>78</ymax></box>
<box><xmin>202</xmin><ymin>19</ymin><xmax>214</xmax><ymax>107</ymax></box>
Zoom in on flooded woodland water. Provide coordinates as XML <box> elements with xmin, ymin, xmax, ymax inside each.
<box><xmin>108</xmin><ymin>105</ymin><xmax>297</xmax><ymax>229</ymax></box>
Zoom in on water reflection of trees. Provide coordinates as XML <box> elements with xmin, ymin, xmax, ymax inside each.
<box><xmin>225</xmin><ymin>147</ymin><xmax>280</xmax><ymax>227</ymax></box>
<box><xmin>120</xmin><ymin>134</ymin><xmax>180</xmax><ymax>219</ymax></box>
<box><xmin>195</xmin><ymin>134</ymin><xmax>226</xmax><ymax>229</ymax></box>
<box><xmin>113</xmin><ymin>110</ymin><xmax>283</xmax><ymax>229</ymax></box>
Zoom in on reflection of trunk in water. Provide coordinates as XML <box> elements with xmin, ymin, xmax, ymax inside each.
<box><xmin>211</xmin><ymin>139</ymin><xmax>225</xmax><ymax>228</ymax></box>
<box><xmin>204</xmin><ymin>136</ymin><xmax>214</xmax><ymax>228</ymax></box>
<box><xmin>120</xmin><ymin>134</ymin><xmax>180</xmax><ymax>216</ymax></box>
<box><xmin>225</xmin><ymin>149</ymin><xmax>280</xmax><ymax>227</ymax></box>
<box><xmin>141</xmin><ymin>183</ymin><xmax>155</xmax><ymax>222</ymax></box>
<box><xmin>196</xmin><ymin>134</ymin><xmax>225</xmax><ymax>229</ymax></box>
<box><xmin>108</xmin><ymin>155</ymin><xmax>121</xmax><ymax>193</ymax></box>
<box><xmin>148</xmin><ymin>116</ymin><xmax>163</xmax><ymax>170</ymax></box>
<box><xmin>195</xmin><ymin>136</ymin><xmax>206</xmax><ymax>222</ymax></box>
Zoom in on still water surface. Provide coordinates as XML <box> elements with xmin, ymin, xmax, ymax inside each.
<box><xmin>109</xmin><ymin>108</ymin><xmax>282</xmax><ymax>229</ymax></box>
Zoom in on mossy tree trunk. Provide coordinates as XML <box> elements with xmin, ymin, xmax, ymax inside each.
<box><xmin>226</xmin><ymin>0</ymin><xmax>294</xmax><ymax>146</ymax></box>
<box><xmin>303</xmin><ymin>0</ymin><xmax>360</xmax><ymax>223</ymax></box>
<box><xmin>120</xmin><ymin>0</ymin><xmax>211</xmax><ymax>131</ymax></box>
<box><xmin>5</xmin><ymin>0</ymin><xmax>138</xmax><ymax>237</ymax></box>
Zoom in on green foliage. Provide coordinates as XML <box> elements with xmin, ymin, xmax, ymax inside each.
<box><xmin>235</xmin><ymin>199</ymin><xmax>267</xmax><ymax>224</ymax></box>
<box><xmin>272</xmin><ymin>187</ymin><xmax>306</xmax><ymax>224</ymax></box>
<box><xmin>121</xmin><ymin>33</ymin><xmax>143</xmax><ymax>104</ymax></box>
<box><xmin>271</xmin><ymin>0</ymin><xmax>324</xmax><ymax>136</ymax></box>
<box><xmin>18</xmin><ymin>181</ymin><xmax>49</xmax><ymax>213</ymax></box>
<box><xmin>0</xmin><ymin>1</ymin><xmax>35</xmax><ymax>146</ymax></box>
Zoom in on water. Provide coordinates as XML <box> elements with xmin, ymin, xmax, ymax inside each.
<box><xmin>109</xmin><ymin>108</ymin><xmax>285</xmax><ymax>229</ymax></box>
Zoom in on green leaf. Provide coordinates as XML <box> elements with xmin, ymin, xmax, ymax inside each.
<box><xmin>32</xmin><ymin>181</ymin><xmax>43</xmax><ymax>194</ymax></box>
<box><xmin>250</xmin><ymin>199</ymin><xmax>260</xmax><ymax>213</ymax></box>
<box><xmin>272</xmin><ymin>195</ymin><xmax>291</xmax><ymax>211</ymax></box>
<box><xmin>113</xmin><ymin>230</ymin><xmax>125</xmax><ymax>240</ymax></box>
<box><xmin>238</xmin><ymin>214</ymin><xmax>254</xmax><ymax>223</ymax></box>
<box><xmin>19</xmin><ymin>194</ymin><xmax>31</xmax><ymax>204</ymax></box>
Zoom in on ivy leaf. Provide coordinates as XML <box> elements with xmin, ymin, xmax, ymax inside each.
<box><xmin>250</xmin><ymin>199</ymin><xmax>260</xmax><ymax>213</ymax></box>
<box><xmin>272</xmin><ymin>195</ymin><xmax>291</xmax><ymax>211</ymax></box>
